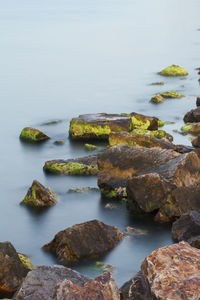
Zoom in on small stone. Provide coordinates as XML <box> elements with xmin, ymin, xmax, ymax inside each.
<box><xmin>54</xmin><ymin>140</ymin><xmax>65</xmax><ymax>145</ymax></box>
<box><xmin>159</xmin><ymin>64</ymin><xmax>188</xmax><ymax>76</ymax></box>
<box><xmin>105</xmin><ymin>203</ymin><xmax>118</xmax><ymax>210</ymax></box>
<box><xmin>84</xmin><ymin>143</ymin><xmax>97</xmax><ymax>150</ymax></box>
<box><xmin>150</xmin><ymin>94</ymin><xmax>165</xmax><ymax>103</ymax></box>
<box><xmin>150</xmin><ymin>81</ymin><xmax>164</xmax><ymax>85</ymax></box>
<box><xmin>160</xmin><ymin>91</ymin><xmax>184</xmax><ymax>98</ymax></box>
<box><xmin>20</xmin><ymin>127</ymin><xmax>50</xmax><ymax>142</ymax></box>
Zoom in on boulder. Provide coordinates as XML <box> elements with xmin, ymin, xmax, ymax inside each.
<box><xmin>122</xmin><ymin>242</ymin><xmax>200</xmax><ymax>299</ymax></box>
<box><xmin>150</xmin><ymin>94</ymin><xmax>165</xmax><ymax>103</ymax></box>
<box><xmin>160</xmin><ymin>91</ymin><xmax>184</xmax><ymax>98</ymax></box>
<box><xmin>20</xmin><ymin>127</ymin><xmax>49</xmax><ymax>142</ymax></box>
<box><xmin>0</xmin><ymin>242</ymin><xmax>29</xmax><ymax>298</ymax></box>
<box><xmin>184</xmin><ymin>107</ymin><xmax>200</xmax><ymax>123</ymax></box>
<box><xmin>43</xmin><ymin>220</ymin><xmax>124</xmax><ymax>265</ymax></box>
<box><xmin>43</xmin><ymin>155</ymin><xmax>98</xmax><ymax>175</ymax></box>
<box><xmin>172</xmin><ymin>211</ymin><xmax>200</xmax><ymax>247</ymax></box>
<box><xmin>159</xmin><ymin>64</ymin><xmax>188</xmax><ymax>76</ymax></box>
<box><xmin>69</xmin><ymin>113</ymin><xmax>131</xmax><ymax>140</ymax></box>
<box><xmin>181</xmin><ymin>122</ymin><xmax>200</xmax><ymax>134</ymax></box>
<box><xmin>21</xmin><ymin>180</ymin><xmax>57</xmax><ymax>208</ymax></box>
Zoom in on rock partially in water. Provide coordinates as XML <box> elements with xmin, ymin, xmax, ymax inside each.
<box><xmin>43</xmin><ymin>155</ymin><xmax>98</xmax><ymax>175</ymax></box>
<box><xmin>43</xmin><ymin>220</ymin><xmax>124</xmax><ymax>265</ymax></box>
<box><xmin>21</xmin><ymin>180</ymin><xmax>57</xmax><ymax>208</ymax></box>
<box><xmin>20</xmin><ymin>127</ymin><xmax>50</xmax><ymax>142</ymax></box>
<box><xmin>84</xmin><ymin>143</ymin><xmax>97</xmax><ymax>150</ymax></box>
<box><xmin>160</xmin><ymin>91</ymin><xmax>184</xmax><ymax>98</ymax></box>
<box><xmin>0</xmin><ymin>242</ymin><xmax>29</xmax><ymax>298</ymax></box>
<box><xmin>159</xmin><ymin>64</ymin><xmax>188</xmax><ymax>76</ymax></box>
<box><xmin>130</xmin><ymin>129</ymin><xmax>173</xmax><ymax>141</ymax></box>
<box><xmin>184</xmin><ymin>107</ymin><xmax>200</xmax><ymax>123</ymax></box>
<box><xmin>181</xmin><ymin>122</ymin><xmax>200</xmax><ymax>134</ymax></box>
<box><xmin>69</xmin><ymin>113</ymin><xmax>131</xmax><ymax>140</ymax></box>
<box><xmin>172</xmin><ymin>211</ymin><xmax>200</xmax><ymax>247</ymax></box>
<box><xmin>150</xmin><ymin>94</ymin><xmax>165</xmax><ymax>103</ymax></box>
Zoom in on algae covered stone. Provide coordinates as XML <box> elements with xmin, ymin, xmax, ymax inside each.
<box><xmin>69</xmin><ymin>113</ymin><xmax>131</xmax><ymax>140</ymax></box>
<box><xmin>121</xmin><ymin>112</ymin><xmax>159</xmax><ymax>131</ymax></box>
<box><xmin>21</xmin><ymin>180</ymin><xmax>57</xmax><ymax>208</ymax></box>
<box><xmin>181</xmin><ymin>123</ymin><xmax>200</xmax><ymax>134</ymax></box>
<box><xmin>159</xmin><ymin>64</ymin><xmax>188</xmax><ymax>76</ymax></box>
<box><xmin>44</xmin><ymin>155</ymin><xmax>98</xmax><ymax>175</ymax></box>
<box><xmin>160</xmin><ymin>91</ymin><xmax>184</xmax><ymax>98</ymax></box>
<box><xmin>18</xmin><ymin>254</ymin><xmax>34</xmax><ymax>270</ymax></box>
<box><xmin>131</xmin><ymin>128</ymin><xmax>173</xmax><ymax>141</ymax></box>
<box><xmin>84</xmin><ymin>143</ymin><xmax>97</xmax><ymax>150</ymax></box>
<box><xmin>150</xmin><ymin>94</ymin><xmax>165</xmax><ymax>104</ymax></box>
<box><xmin>20</xmin><ymin>127</ymin><xmax>50</xmax><ymax>142</ymax></box>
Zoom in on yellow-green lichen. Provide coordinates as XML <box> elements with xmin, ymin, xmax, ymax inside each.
<box><xmin>20</xmin><ymin>127</ymin><xmax>49</xmax><ymax>142</ymax></box>
<box><xmin>181</xmin><ymin>124</ymin><xmax>193</xmax><ymax>132</ymax></box>
<box><xmin>160</xmin><ymin>91</ymin><xmax>184</xmax><ymax>98</ymax></box>
<box><xmin>150</xmin><ymin>94</ymin><xmax>165</xmax><ymax>104</ymax></box>
<box><xmin>69</xmin><ymin>120</ymin><xmax>111</xmax><ymax>139</ymax></box>
<box><xmin>159</xmin><ymin>65</ymin><xmax>188</xmax><ymax>76</ymax></box>
<box><xmin>101</xmin><ymin>187</ymin><xmax>127</xmax><ymax>199</ymax></box>
<box><xmin>131</xmin><ymin>129</ymin><xmax>167</xmax><ymax>139</ymax></box>
<box><xmin>84</xmin><ymin>143</ymin><xmax>97</xmax><ymax>150</ymax></box>
<box><xmin>158</xmin><ymin>120</ymin><xmax>165</xmax><ymax>127</ymax></box>
<box><xmin>121</xmin><ymin>113</ymin><xmax>151</xmax><ymax>130</ymax></box>
<box><xmin>44</xmin><ymin>162</ymin><xmax>98</xmax><ymax>175</ymax></box>
<box><xmin>18</xmin><ymin>253</ymin><xmax>34</xmax><ymax>269</ymax></box>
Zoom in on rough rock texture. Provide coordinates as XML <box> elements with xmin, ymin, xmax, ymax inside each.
<box><xmin>97</xmin><ymin>145</ymin><xmax>180</xmax><ymax>199</ymax></box>
<box><xmin>20</xmin><ymin>127</ymin><xmax>49</xmax><ymax>142</ymax></box>
<box><xmin>14</xmin><ymin>265</ymin><xmax>89</xmax><ymax>299</ymax></box>
<box><xmin>130</xmin><ymin>129</ymin><xmax>173</xmax><ymax>141</ymax></box>
<box><xmin>159</xmin><ymin>64</ymin><xmax>188</xmax><ymax>76</ymax></box>
<box><xmin>0</xmin><ymin>242</ymin><xmax>29</xmax><ymax>298</ymax></box>
<box><xmin>43</xmin><ymin>155</ymin><xmax>98</xmax><ymax>175</ymax></box>
<box><xmin>192</xmin><ymin>135</ymin><xmax>200</xmax><ymax>147</ymax></box>
<box><xmin>172</xmin><ymin>211</ymin><xmax>200</xmax><ymax>247</ymax></box>
<box><xmin>69</xmin><ymin>113</ymin><xmax>132</xmax><ymax>140</ymax></box>
<box><xmin>121</xmin><ymin>112</ymin><xmax>159</xmax><ymax>130</ymax></box>
<box><xmin>150</xmin><ymin>94</ymin><xmax>165</xmax><ymax>103</ymax></box>
<box><xmin>43</xmin><ymin>220</ymin><xmax>124</xmax><ymax>265</ymax></box>
<box><xmin>21</xmin><ymin>180</ymin><xmax>57</xmax><ymax>208</ymax></box>
<box><xmin>181</xmin><ymin>122</ymin><xmax>200</xmax><ymax>134</ymax></box>
<box><xmin>184</xmin><ymin>107</ymin><xmax>200</xmax><ymax>123</ymax></box>
<box><xmin>141</xmin><ymin>242</ymin><xmax>200</xmax><ymax>299</ymax></box>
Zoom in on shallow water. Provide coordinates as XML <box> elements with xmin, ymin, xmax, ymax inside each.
<box><xmin>0</xmin><ymin>0</ymin><xmax>200</xmax><ymax>287</ymax></box>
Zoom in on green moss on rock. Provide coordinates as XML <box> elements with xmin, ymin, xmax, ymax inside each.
<box><xmin>84</xmin><ymin>143</ymin><xmax>97</xmax><ymax>150</ymax></box>
<box><xmin>160</xmin><ymin>91</ymin><xmax>184</xmax><ymax>98</ymax></box>
<box><xmin>18</xmin><ymin>254</ymin><xmax>34</xmax><ymax>270</ymax></box>
<box><xmin>44</xmin><ymin>161</ymin><xmax>98</xmax><ymax>175</ymax></box>
<box><xmin>158</xmin><ymin>120</ymin><xmax>165</xmax><ymax>127</ymax></box>
<box><xmin>20</xmin><ymin>127</ymin><xmax>49</xmax><ymax>142</ymax></box>
<box><xmin>150</xmin><ymin>94</ymin><xmax>165</xmax><ymax>104</ymax></box>
<box><xmin>101</xmin><ymin>187</ymin><xmax>127</xmax><ymax>199</ymax></box>
<box><xmin>131</xmin><ymin>129</ymin><xmax>173</xmax><ymax>141</ymax></box>
<box><xmin>159</xmin><ymin>65</ymin><xmax>188</xmax><ymax>76</ymax></box>
<box><xmin>69</xmin><ymin>120</ymin><xmax>111</xmax><ymax>139</ymax></box>
<box><xmin>181</xmin><ymin>124</ymin><xmax>193</xmax><ymax>132</ymax></box>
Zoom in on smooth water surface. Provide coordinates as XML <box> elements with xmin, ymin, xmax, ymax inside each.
<box><xmin>0</xmin><ymin>0</ymin><xmax>200</xmax><ymax>287</ymax></box>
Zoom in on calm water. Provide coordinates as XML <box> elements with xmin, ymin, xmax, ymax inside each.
<box><xmin>0</xmin><ymin>0</ymin><xmax>200</xmax><ymax>287</ymax></box>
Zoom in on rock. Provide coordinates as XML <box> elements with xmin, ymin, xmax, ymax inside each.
<box><xmin>184</xmin><ymin>107</ymin><xmax>200</xmax><ymax>123</ymax></box>
<box><xmin>109</xmin><ymin>132</ymin><xmax>175</xmax><ymax>149</ymax></box>
<box><xmin>150</xmin><ymin>94</ymin><xmax>165</xmax><ymax>103</ymax></box>
<box><xmin>0</xmin><ymin>242</ymin><xmax>29</xmax><ymax>298</ymax></box>
<box><xmin>43</xmin><ymin>155</ymin><xmax>98</xmax><ymax>175</ymax></box>
<box><xmin>20</xmin><ymin>127</ymin><xmax>49</xmax><ymax>142</ymax></box>
<box><xmin>160</xmin><ymin>91</ymin><xmax>184</xmax><ymax>98</ymax></box>
<box><xmin>192</xmin><ymin>136</ymin><xmax>200</xmax><ymax>147</ymax></box>
<box><xmin>54</xmin><ymin>140</ymin><xmax>65</xmax><ymax>145</ymax></box>
<box><xmin>181</xmin><ymin>122</ymin><xmax>200</xmax><ymax>134</ymax></box>
<box><xmin>158</xmin><ymin>120</ymin><xmax>165</xmax><ymax>127</ymax></box>
<box><xmin>150</xmin><ymin>81</ymin><xmax>164</xmax><ymax>85</ymax></box>
<box><xmin>196</xmin><ymin>96</ymin><xmax>200</xmax><ymax>107</ymax></box>
<box><xmin>131</xmin><ymin>129</ymin><xmax>173</xmax><ymax>141</ymax></box>
<box><xmin>159</xmin><ymin>64</ymin><xmax>188</xmax><ymax>76</ymax></box>
<box><xmin>125</xmin><ymin>226</ymin><xmax>148</xmax><ymax>236</ymax></box>
<box><xmin>172</xmin><ymin>211</ymin><xmax>200</xmax><ymax>247</ymax></box>
<box><xmin>97</xmin><ymin>145</ymin><xmax>179</xmax><ymax>199</ymax></box>
<box><xmin>21</xmin><ymin>180</ymin><xmax>57</xmax><ymax>208</ymax></box>
<box><xmin>13</xmin><ymin>265</ymin><xmax>89</xmax><ymax>299</ymax></box>
<box><xmin>18</xmin><ymin>254</ymin><xmax>33</xmax><ymax>270</ymax></box>
<box><xmin>84</xmin><ymin>143</ymin><xmax>97</xmax><ymax>150</ymax></box>
<box><xmin>68</xmin><ymin>187</ymin><xmax>99</xmax><ymax>193</ymax></box>
<box><xmin>43</xmin><ymin>220</ymin><xmax>124</xmax><ymax>265</ymax></box>
<box><xmin>121</xmin><ymin>112</ymin><xmax>159</xmax><ymax>130</ymax></box>
<box><xmin>69</xmin><ymin>113</ymin><xmax>131</xmax><ymax>140</ymax></box>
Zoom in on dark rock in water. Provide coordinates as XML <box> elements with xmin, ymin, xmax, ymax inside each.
<box><xmin>172</xmin><ymin>211</ymin><xmax>200</xmax><ymax>247</ymax></box>
<box><xmin>69</xmin><ymin>113</ymin><xmax>132</xmax><ymax>140</ymax></box>
<box><xmin>21</xmin><ymin>180</ymin><xmax>57</xmax><ymax>208</ymax></box>
<box><xmin>13</xmin><ymin>265</ymin><xmax>89</xmax><ymax>299</ymax></box>
<box><xmin>20</xmin><ymin>127</ymin><xmax>50</xmax><ymax>142</ymax></box>
<box><xmin>43</xmin><ymin>155</ymin><xmax>98</xmax><ymax>175</ymax></box>
<box><xmin>43</xmin><ymin>220</ymin><xmax>124</xmax><ymax>265</ymax></box>
<box><xmin>184</xmin><ymin>107</ymin><xmax>200</xmax><ymax>123</ymax></box>
<box><xmin>196</xmin><ymin>96</ymin><xmax>200</xmax><ymax>107</ymax></box>
<box><xmin>120</xmin><ymin>271</ymin><xmax>149</xmax><ymax>300</ymax></box>
<box><xmin>0</xmin><ymin>242</ymin><xmax>29</xmax><ymax>298</ymax></box>
<box><xmin>127</xmin><ymin>242</ymin><xmax>200</xmax><ymax>299</ymax></box>
<box><xmin>192</xmin><ymin>136</ymin><xmax>200</xmax><ymax>147</ymax></box>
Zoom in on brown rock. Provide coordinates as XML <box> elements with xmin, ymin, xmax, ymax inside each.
<box><xmin>184</xmin><ymin>107</ymin><xmax>200</xmax><ymax>123</ymax></box>
<box><xmin>0</xmin><ymin>242</ymin><xmax>29</xmax><ymax>298</ymax></box>
<box><xmin>192</xmin><ymin>135</ymin><xmax>200</xmax><ymax>147</ymax></box>
<box><xmin>43</xmin><ymin>220</ymin><xmax>124</xmax><ymax>265</ymax></box>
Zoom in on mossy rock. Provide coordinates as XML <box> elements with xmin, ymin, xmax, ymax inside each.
<box><xmin>151</xmin><ymin>81</ymin><xmax>164</xmax><ymax>85</ymax></box>
<box><xmin>121</xmin><ymin>112</ymin><xmax>159</xmax><ymax>131</ymax></box>
<box><xmin>130</xmin><ymin>129</ymin><xmax>173</xmax><ymax>142</ymax></box>
<box><xmin>84</xmin><ymin>143</ymin><xmax>97</xmax><ymax>150</ymax></box>
<box><xmin>181</xmin><ymin>123</ymin><xmax>200</xmax><ymax>134</ymax></box>
<box><xmin>18</xmin><ymin>254</ymin><xmax>34</xmax><ymax>270</ymax></box>
<box><xmin>160</xmin><ymin>91</ymin><xmax>184</xmax><ymax>98</ymax></box>
<box><xmin>158</xmin><ymin>120</ymin><xmax>165</xmax><ymax>127</ymax></box>
<box><xmin>44</xmin><ymin>155</ymin><xmax>98</xmax><ymax>175</ymax></box>
<box><xmin>150</xmin><ymin>94</ymin><xmax>165</xmax><ymax>104</ymax></box>
<box><xmin>21</xmin><ymin>180</ymin><xmax>57</xmax><ymax>208</ymax></box>
<box><xmin>20</xmin><ymin>127</ymin><xmax>50</xmax><ymax>142</ymax></box>
<box><xmin>100</xmin><ymin>187</ymin><xmax>127</xmax><ymax>199</ymax></box>
<box><xmin>159</xmin><ymin>65</ymin><xmax>188</xmax><ymax>76</ymax></box>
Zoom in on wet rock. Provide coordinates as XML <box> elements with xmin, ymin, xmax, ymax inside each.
<box><xmin>150</xmin><ymin>94</ymin><xmax>165</xmax><ymax>103</ymax></box>
<box><xmin>121</xmin><ymin>112</ymin><xmax>159</xmax><ymax>130</ymax></box>
<box><xmin>109</xmin><ymin>132</ymin><xmax>175</xmax><ymax>149</ymax></box>
<box><xmin>97</xmin><ymin>145</ymin><xmax>179</xmax><ymax>199</ymax></box>
<box><xmin>192</xmin><ymin>136</ymin><xmax>200</xmax><ymax>147</ymax></box>
<box><xmin>150</xmin><ymin>81</ymin><xmax>164</xmax><ymax>85</ymax></box>
<box><xmin>21</xmin><ymin>180</ymin><xmax>57</xmax><ymax>208</ymax></box>
<box><xmin>181</xmin><ymin>122</ymin><xmax>200</xmax><ymax>134</ymax></box>
<box><xmin>159</xmin><ymin>64</ymin><xmax>188</xmax><ymax>76</ymax></box>
<box><xmin>84</xmin><ymin>143</ymin><xmax>97</xmax><ymax>150</ymax></box>
<box><xmin>184</xmin><ymin>107</ymin><xmax>200</xmax><ymax>123</ymax></box>
<box><xmin>20</xmin><ymin>127</ymin><xmax>49</xmax><ymax>142</ymax></box>
<box><xmin>14</xmin><ymin>265</ymin><xmax>89</xmax><ymax>300</ymax></box>
<box><xmin>43</xmin><ymin>220</ymin><xmax>124</xmax><ymax>265</ymax></box>
<box><xmin>0</xmin><ymin>242</ymin><xmax>29</xmax><ymax>298</ymax></box>
<box><xmin>131</xmin><ymin>129</ymin><xmax>173</xmax><ymax>141</ymax></box>
<box><xmin>69</xmin><ymin>113</ymin><xmax>131</xmax><ymax>140</ymax></box>
<box><xmin>43</xmin><ymin>155</ymin><xmax>98</xmax><ymax>175</ymax></box>
<box><xmin>196</xmin><ymin>96</ymin><xmax>200</xmax><ymax>107</ymax></box>
<box><xmin>160</xmin><ymin>91</ymin><xmax>184</xmax><ymax>98</ymax></box>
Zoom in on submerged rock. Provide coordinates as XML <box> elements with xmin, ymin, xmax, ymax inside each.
<box><xmin>159</xmin><ymin>64</ymin><xmax>188</xmax><ymax>76</ymax></box>
<box><xmin>20</xmin><ymin>127</ymin><xmax>49</xmax><ymax>142</ymax></box>
<box><xmin>18</xmin><ymin>254</ymin><xmax>34</xmax><ymax>270</ymax></box>
<box><xmin>123</xmin><ymin>242</ymin><xmax>200</xmax><ymax>299</ymax></box>
<box><xmin>181</xmin><ymin>122</ymin><xmax>200</xmax><ymax>134</ymax></box>
<box><xmin>160</xmin><ymin>91</ymin><xmax>184</xmax><ymax>98</ymax></box>
<box><xmin>150</xmin><ymin>94</ymin><xmax>165</xmax><ymax>103</ymax></box>
<box><xmin>84</xmin><ymin>143</ymin><xmax>97</xmax><ymax>150</ymax></box>
<box><xmin>43</xmin><ymin>155</ymin><xmax>98</xmax><ymax>175</ymax></box>
<box><xmin>69</xmin><ymin>113</ymin><xmax>131</xmax><ymax>140</ymax></box>
<box><xmin>0</xmin><ymin>242</ymin><xmax>29</xmax><ymax>298</ymax></box>
<box><xmin>184</xmin><ymin>107</ymin><xmax>200</xmax><ymax>123</ymax></box>
<box><xmin>125</xmin><ymin>226</ymin><xmax>148</xmax><ymax>236</ymax></box>
<box><xmin>150</xmin><ymin>81</ymin><xmax>164</xmax><ymax>85</ymax></box>
<box><xmin>54</xmin><ymin>140</ymin><xmax>65</xmax><ymax>145</ymax></box>
<box><xmin>21</xmin><ymin>180</ymin><xmax>57</xmax><ymax>208</ymax></box>
<box><xmin>43</xmin><ymin>220</ymin><xmax>124</xmax><ymax>265</ymax></box>
<box><xmin>68</xmin><ymin>187</ymin><xmax>99</xmax><ymax>193</ymax></box>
